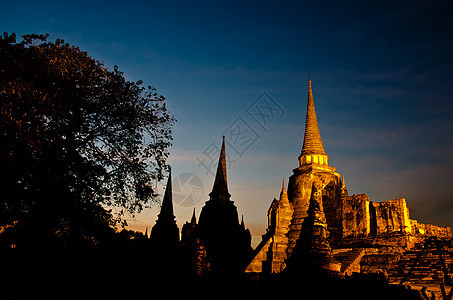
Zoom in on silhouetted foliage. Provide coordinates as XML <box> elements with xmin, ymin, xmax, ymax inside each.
<box><xmin>0</xmin><ymin>32</ymin><xmax>175</xmax><ymax>248</ymax></box>
<box><xmin>117</xmin><ymin>229</ymin><xmax>148</xmax><ymax>241</ymax></box>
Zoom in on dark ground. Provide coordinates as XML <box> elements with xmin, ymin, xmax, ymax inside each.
<box><xmin>0</xmin><ymin>248</ymin><xmax>425</xmax><ymax>300</ymax></box>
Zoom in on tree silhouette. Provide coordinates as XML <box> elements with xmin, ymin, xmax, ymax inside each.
<box><xmin>0</xmin><ymin>32</ymin><xmax>175</xmax><ymax>248</ymax></box>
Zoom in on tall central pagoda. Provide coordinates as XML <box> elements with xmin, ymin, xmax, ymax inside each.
<box><xmin>246</xmin><ymin>80</ymin><xmax>344</xmax><ymax>273</ymax></box>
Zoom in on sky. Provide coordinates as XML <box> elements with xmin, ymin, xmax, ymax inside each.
<box><xmin>2</xmin><ymin>0</ymin><xmax>453</xmax><ymax>246</ymax></box>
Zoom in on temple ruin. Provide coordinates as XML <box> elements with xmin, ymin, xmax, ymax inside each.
<box><xmin>246</xmin><ymin>80</ymin><xmax>452</xmax><ymax>287</ymax></box>
<box><xmin>146</xmin><ymin>80</ymin><xmax>451</xmax><ymax>295</ymax></box>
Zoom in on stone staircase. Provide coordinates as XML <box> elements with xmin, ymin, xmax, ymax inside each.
<box><xmin>387</xmin><ymin>238</ymin><xmax>453</xmax><ymax>286</ymax></box>
<box><xmin>333</xmin><ymin>248</ymin><xmax>366</xmax><ymax>276</ymax></box>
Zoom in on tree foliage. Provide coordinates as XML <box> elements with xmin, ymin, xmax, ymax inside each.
<box><xmin>0</xmin><ymin>32</ymin><xmax>175</xmax><ymax>247</ymax></box>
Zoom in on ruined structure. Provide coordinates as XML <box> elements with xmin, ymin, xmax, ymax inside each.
<box><xmin>247</xmin><ymin>180</ymin><xmax>293</xmax><ymax>273</ymax></box>
<box><xmin>145</xmin><ymin>79</ymin><xmax>450</xmax><ymax>288</ymax></box>
<box><xmin>285</xmin><ymin>182</ymin><xmax>340</xmax><ymax>276</ymax></box>
<box><xmin>246</xmin><ymin>80</ymin><xmax>452</xmax><ymax>277</ymax></box>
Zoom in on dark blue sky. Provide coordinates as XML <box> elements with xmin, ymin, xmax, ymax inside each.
<box><xmin>2</xmin><ymin>0</ymin><xmax>453</xmax><ymax>242</ymax></box>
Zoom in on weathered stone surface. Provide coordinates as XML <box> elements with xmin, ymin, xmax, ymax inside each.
<box><xmin>300</xmin><ymin>80</ymin><xmax>326</xmax><ymax>157</ymax></box>
<box><xmin>333</xmin><ymin>248</ymin><xmax>366</xmax><ymax>275</ymax></box>
<box><xmin>246</xmin><ymin>180</ymin><xmax>294</xmax><ymax>273</ymax></box>
<box><xmin>285</xmin><ymin>183</ymin><xmax>341</xmax><ymax>276</ymax></box>
<box><xmin>322</xmin><ymin>179</ymin><xmax>344</xmax><ymax>244</ymax></box>
<box><xmin>360</xmin><ymin>248</ymin><xmax>401</xmax><ymax>276</ymax></box>
<box><xmin>360</xmin><ymin>238</ymin><xmax>453</xmax><ymax>288</ymax></box>
<box><xmin>342</xmin><ymin>194</ymin><xmax>370</xmax><ymax>238</ymax></box>
<box><xmin>245</xmin><ymin>235</ymin><xmax>272</xmax><ymax>273</ymax></box>
<box><xmin>286</xmin><ymin>167</ymin><xmax>340</xmax><ymax>254</ymax></box>
<box><xmin>370</xmin><ymin>198</ymin><xmax>412</xmax><ymax>235</ymax></box>
<box><xmin>410</xmin><ymin>219</ymin><xmax>452</xmax><ymax>238</ymax></box>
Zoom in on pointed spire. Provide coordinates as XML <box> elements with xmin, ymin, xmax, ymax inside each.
<box><xmin>209</xmin><ymin>136</ymin><xmax>231</xmax><ymax>202</ymax></box>
<box><xmin>301</xmin><ymin>80</ymin><xmax>326</xmax><ymax>156</ymax></box>
<box><xmin>241</xmin><ymin>215</ymin><xmax>245</xmax><ymax>227</ymax></box>
<box><xmin>190</xmin><ymin>208</ymin><xmax>197</xmax><ymax>224</ymax></box>
<box><xmin>340</xmin><ymin>174</ymin><xmax>348</xmax><ymax>196</ymax></box>
<box><xmin>144</xmin><ymin>226</ymin><xmax>149</xmax><ymax>239</ymax></box>
<box><xmin>150</xmin><ymin>167</ymin><xmax>179</xmax><ymax>244</ymax></box>
<box><xmin>279</xmin><ymin>178</ymin><xmax>289</xmax><ymax>203</ymax></box>
<box><xmin>159</xmin><ymin>167</ymin><xmax>175</xmax><ymax>221</ymax></box>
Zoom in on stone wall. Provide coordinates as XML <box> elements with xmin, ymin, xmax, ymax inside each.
<box><xmin>370</xmin><ymin>198</ymin><xmax>412</xmax><ymax>235</ymax></box>
<box><xmin>322</xmin><ymin>179</ymin><xmax>343</xmax><ymax>243</ymax></box>
<box><xmin>410</xmin><ymin>219</ymin><xmax>452</xmax><ymax>238</ymax></box>
<box><xmin>341</xmin><ymin>194</ymin><xmax>370</xmax><ymax>238</ymax></box>
<box><xmin>340</xmin><ymin>196</ymin><xmax>412</xmax><ymax>239</ymax></box>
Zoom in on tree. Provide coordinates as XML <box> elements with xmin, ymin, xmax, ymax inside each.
<box><xmin>0</xmin><ymin>32</ymin><xmax>175</xmax><ymax>248</ymax></box>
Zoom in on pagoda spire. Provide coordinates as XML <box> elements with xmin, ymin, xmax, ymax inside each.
<box><xmin>198</xmin><ymin>137</ymin><xmax>252</xmax><ymax>276</ymax></box>
<box><xmin>209</xmin><ymin>136</ymin><xmax>231</xmax><ymax>202</ymax></box>
<box><xmin>150</xmin><ymin>167</ymin><xmax>179</xmax><ymax>244</ymax></box>
<box><xmin>299</xmin><ymin>79</ymin><xmax>329</xmax><ymax>167</ymax></box>
<box><xmin>279</xmin><ymin>178</ymin><xmax>289</xmax><ymax>203</ymax></box>
<box><xmin>340</xmin><ymin>174</ymin><xmax>348</xmax><ymax>196</ymax></box>
<box><xmin>302</xmin><ymin>80</ymin><xmax>326</xmax><ymax>156</ymax></box>
<box><xmin>190</xmin><ymin>207</ymin><xmax>197</xmax><ymax>224</ymax></box>
<box><xmin>158</xmin><ymin>167</ymin><xmax>175</xmax><ymax>222</ymax></box>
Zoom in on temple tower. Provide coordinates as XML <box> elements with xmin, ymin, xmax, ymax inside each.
<box><xmin>246</xmin><ymin>80</ymin><xmax>344</xmax><ymax>273</ymax></box>
<box><xmin>298</xmin><ymin>80</ymin><xmax>329</xmax><ymax>167</ymax></box>
<box><xmin>198</xmin><ymin>137</ymin><xmax>252</xmax><ymax>276</ymax></box>
<box><xmin>247</xmin><ymin>79</ymin><xmax>452</xmax><ymax>279</ymax></box>
<box><xmin>286</xmin><ymin>80</ymin><xmax>342</xmax><ymax>254</ymax></box>
<box><xmin>150</xmin><ymin>168</ymin><xmax>180</xmax><ymax>246</ymax></box>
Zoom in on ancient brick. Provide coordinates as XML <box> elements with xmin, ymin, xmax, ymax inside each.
<box><xmin>341</xmin><ymin>194</ymin><xmax>370</xmax><ymax>238</ymax></box>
